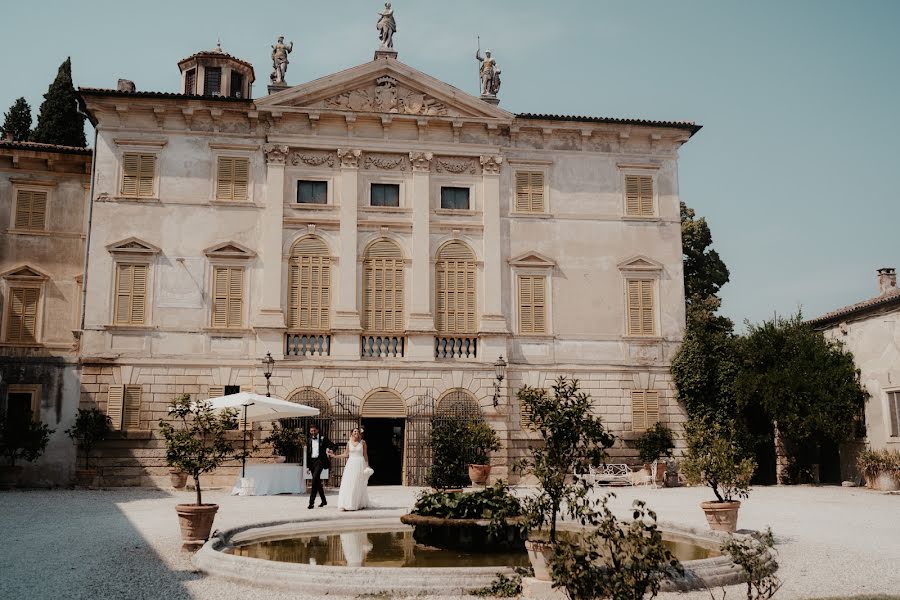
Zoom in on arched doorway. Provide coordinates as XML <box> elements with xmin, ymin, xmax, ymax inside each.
<box><xmin>283</xmin><ymin>389</ymin><xmax>359</xmax><ymax>485</ymax></box>
<box><xmin>361</xmin><ymin>390</ymin><xmax>407</xmax><ymax>485</ymax></box>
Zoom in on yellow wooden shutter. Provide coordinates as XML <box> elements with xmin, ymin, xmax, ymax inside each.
<box><xmin>211</xmin><ymin>267</ymin><xmax>243</xmax><ymax>328</ymax></box>
<box><xmin>435</xmin><ymin>242</ymin><xmax>476</xmax><ymax>334</ymax></box>
<box><xmin>639</xmin><ymin>176</ymin><xmax>653</xmax><ymax>216</ymax></box>
<box><xmin>520</xmin><ymin>401</ymin><xmax>534</xmax><ymax>430</ymax></box>
<box><xmin>518</xmin><ymin>275</ymin><xmax>547</xmax><ymax>334</ymax></box>
<box><xmin>515</xmin><ymin>172</ymin><xmax>545</xmax><ymax>213</ymax></box>
<box><xmin>115</xmin><ymin>264</ymin><xmax>148</xmax><ymax>325</ymax></box>
<box><xmin>130</xmin><ymin>264</ymin><xmax>148</xmax><ymax>324</ymax></box>
<box><xmin>208</xmin><ymin>385</ymin><xmax>225</xmax><ymax>399</ymax></box>
<box><xmin>115</xmin><ymin>264</ymin><xmax>132</xmax><ymax>324</ymax></box>
<box><xmin>515</xmin><ymin>172</ymin><xmax>530</xmax><ymax>212</ymax></box>
<box><xmin>211</xmin><ymin>267</ymin><xmax>229</xmax><ymax>327</ymax></box>
<box><xmin>288</xmin><ymin>261</ymin><xmax>300</xmax><ymax>328</ymax></box>
<box><xmin>107</xmin><ymin>384</ymin><xmax>125</xmax><ymax>430</ymax></box>
<box><xmin>289</xmin><ymin>238</ymin><xmax>331</xmax><ymax>331</ymax></box>
<box><xmin>631</xmin><ymin>390</ymin><xmax>659</xmax><ymax>432</ymax></box>
<box><xmin>216</xmin><ymin>157</ymin><xmax>233</xmax><ymax>200</ymax></box>
<box><xmin>232</xmin><ymin>158</ymin><xmax>249</xmax><ymax>200</ymax></box>
<box><xmin>138</xmin><ymin>154</ymin><xmax>155</xmax><ymax>197</ymax></box>
<box><xmin>15</xmin><ymin>191</ymin><xmax>47</xmax><ymax>230</ymax></box>
<box><xmin>121</xmin><ymin>154</ymin><xmax>139</xmax><ymax>196</ymax></box>
<box><xmin>640</xmin><ymin>280</ymin><xmax>654</xmax><ymax>335</ymax></box>
<box><xmin>363</xmin><ymin>241</ymin><xmax>404</xmax><ymax>333</ymax></box>
<box><xmin>123</xmin><ymin>385</ymin><xmax>142</xmax><ymax>429</ymax></box>
<box><xmin>626</xmin><ymin>279</ymin><xmax>655</xmax><ymax>336</ymax></box>
<box><xmin>6</xmin><ymin>287</ymin><xmax>39</xmax><ymax>342</ymax></box>
<box><xmin>625</xmin><ymin>175</ymin><xmax>653</xmax><ymax>216</ymax></box>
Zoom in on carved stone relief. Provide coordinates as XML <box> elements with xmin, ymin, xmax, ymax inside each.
<box><xmin>263</xmin><ymin>144</ymin><xmax>290</xmax><ymax>164</ymax></box>
<box><xmin>409</xmin><ymin>151</ymin><xmax>434</xmax><ymax>172</ymax></box>
<box><xmin>479</xmin><ymin>154</ymin><xmax>503</xmax><ymax>175</ymax></box>
<box><xmin>337</xmin><ymin>148</ymin><xmax>362</xmax><ymax>169</ymax></box>
<box><xmin>434</xmin><ymin>156</ymin><xmax>478</xmax><ymax>175</ymax></box>
<box><xmin>364</xmin><ymin>153</ymin><xmax>408</xmax><ymax>170</ymax></box>
<box><xmin>318</xmin><ymin>76</ymin><xmax>453</xmax><ymax>117</ymax></box>
<box><xmin>290</xmin><ymin>150</ymin><xmax>336</xmax><ymax>168</ymax></box>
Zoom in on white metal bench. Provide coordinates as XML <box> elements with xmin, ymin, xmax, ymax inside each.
<box><xmin>593</xmin><ymin>464</ymin><xmax>634</xmax><ymax>486</ymax></box>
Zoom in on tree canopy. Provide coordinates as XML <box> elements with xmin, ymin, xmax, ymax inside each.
<box><xmin>681</xmin><ymin>201</ymin><xmax>730</xmax><ymax>309</ymax></box>
<box><xmin>31</xmin><ymin>57</ymin><xmax>86</xmax><ymax>148</ymax></box>
<box><xmin>1</xmin><ymin>97</ymin><xmax>32</xmax><ymax>142</ymax></box>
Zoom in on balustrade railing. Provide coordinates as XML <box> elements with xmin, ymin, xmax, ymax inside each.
<box><xmin>285</xmin><ymin>333</ymin><xmax>331</xmax><ymax>357</ymax></box>
<box><xmin>360</xmin><ymin>334</ymin><xmax>405</xmax><ymax>358</ymax></box>
<box><xmin>434</xmin><ymin>336</ymin><xmax>478</xmax><ymax>359</ymax></box>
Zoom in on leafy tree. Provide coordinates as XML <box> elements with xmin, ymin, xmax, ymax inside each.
<box><xmin>427</xmin><ymin>418</ymin><xmax>473</xmax><ymax>489</ymax></box>
<box><xmin>1</xmin><ymin>97</ymin><xmax>32</xmax><ymax>141</ymax></box>
<box><xmin>0</xmin><ymin>410</ymin><xmax>54</xmax><ymax>467</ymax></box>
<box><xmin>681</xmin><ymin>418</ymin><xmax>756</xmax><ymax>502</ymax></box>
<box><xmin>31</xmin><ymin>57</ymin><xmax>86</xmax><ymax>147</ymax></box>
<box><xmin>65</xmin><ymin>408</ymin><xmax>112</xmax><ymax>470</ymax></box>
<box><xmin>681</xmin><ymin>201</ymin><xmax>730</xmax><ymax>310</ymax></box>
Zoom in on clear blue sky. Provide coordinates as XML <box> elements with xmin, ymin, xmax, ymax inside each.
<box><xmin>2</xmin><ymin>0</ymin><xmax>898</xmax><ymax>329</ymax></box>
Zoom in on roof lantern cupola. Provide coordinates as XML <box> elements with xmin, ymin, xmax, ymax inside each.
<box><xmin>177</xmin><ymin>39</ymin><xmax>255</xmax><ymax>99</ymax></box>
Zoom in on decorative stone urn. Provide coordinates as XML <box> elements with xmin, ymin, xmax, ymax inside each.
<box><xmin>175</xmin><ymin>504</ymin><xmax>219</xmax><ymax>548</ymax></box>
<box><xmin>524</xmin><ymin>539</ymin><xmax>554</xmax><ymax>581</ymax></box>
<box><xmin>468</xmin><ymin>464</ymin><xmax>491</xmax><ymax>486</ymax></box>
<box><xmin>169</xmin><ymin>468</ymin><xmax>187</xmax><ymax>489</ymax></box>
<box><xmin>700</xmin><ymin>500</ymin><xmax>741</xmax><ymax>533</ymax></box>
<box><xmin>866</xmin><ymin>473</ymin><xmax>900</xmax><ymax>492</ymax></box>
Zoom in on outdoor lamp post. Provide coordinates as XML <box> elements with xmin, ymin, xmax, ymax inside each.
<box><xmin>492</xmin><ymin>355</ymin><xmax>507</xmax><ymax>408</ymax></box>
<box><xmin>262</xmin><ymin>351</ymin><xmax>275</xmax><ymax>397</ymax></box>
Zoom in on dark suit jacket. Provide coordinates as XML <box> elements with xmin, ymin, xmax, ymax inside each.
<box><xmin>306</xmin><ymin>434</ymin><xmax>335</xmax><ymax>468</ymax></box>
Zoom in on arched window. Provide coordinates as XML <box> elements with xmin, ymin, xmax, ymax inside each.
<box><xmin>288</xmin><ymin>237</ymin><xmax>331</xmax><ymax>330</ymax></box>
<box><xmin>363</xmin><ymin>239</ymin><xmax>404</xmax><ymax>332</ymax></box>
<box><xmin>435</xmin><ymin>241</ymin><xmax>476</xmax><ymax>334</ymax></box>
<box><xmin>436</xmin><ymin>389</ymin><xmax>481</xmax><ymax>421</ymax></box>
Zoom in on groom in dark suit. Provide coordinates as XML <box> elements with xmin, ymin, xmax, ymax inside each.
<box><xmin>307</xmin><ymin>424</ymin><xmax>336</xmax><ymax>509</ymax></box>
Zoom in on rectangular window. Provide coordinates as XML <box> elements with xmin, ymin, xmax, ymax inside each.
<box><xmin>230</xmin><ymin>72</ymin><xmax>244</xmax><ymax>98</ymax></box>
<box><xmin>184</xmin><ymin>69</ymin><xmax>197</xmax><ymax>95</ymax></box>
<box><xmin>14</xmin><ymin>190</ymin><xmax>47</xmax><ymax>230</ymax></box>
<box><xmin>626</xmin><ymin>279</ymin><xmax>655</xmax><ymax>336</ymax></box>
<box><xmin>211</xmin><ymin>266</ymin><xmax>244</xmax><ymax>328</ymax></box>
<box><xmin>517</xmin><ymin>275</ymin><xmax>547</xmax><ymax>334</ymax></box>
<box><xmin>106</xmin><ymin>385</ymin><xmax>142</xmax><ymax>430</ymax></box>
<box><xmin>5</xmin><ymin>387</ymin><xmax>40</xmax><ymax>425</ymax></box>
<box><xmin>625</xmin><ymin>175</ymin><xmax>654</xmax><ymax>217</ymax></box>
<box><xmin>889</xmin><ymin>391</ymin><xmax>900</xmax><ymax>437</ymax></box>
<box><xmin>216</xmin><ymin>157</ymin><xmax>250</xmax><ymax>201</ymax></box>
<box><xmin>631</xmin><ymin>390</ymin><xmax>660</xmax><ymax>432</ymax></box>
<box><xmin>297</xmin><ymin>180</ymin><xmax>328</xmax><ymax>204</ymax></box>
<box><xmin>515</xmin><ymin>171</ymin><xmax>545</xmax><ymax>213</ymax></box>
<box><xmin>440</xmin><ymin>187</ymin><xmax>470</xmax><ymax>210</ymax></box>
<box><xmin>204</xmin><ymin>67</ymin><xmax>222</xmax><ymax>96</ymax></box>
<box><xmin>114</xmin><ymin>263</ymin><xmax>148</xmax><ymax>325</ymax></box>
<box><xmin>370</xmin><ymin>183</ymin><xmax>400</xmax><ymax>207</ymax></box>
<box><xmin>121</xmin><ymin>153</ymin><xmax>156</xmax><ymax>198</ymax></box>
<box><xmin>5</xmin><ymin>286</ymin><xmax>39</xmax><ymax>343</ymax></box>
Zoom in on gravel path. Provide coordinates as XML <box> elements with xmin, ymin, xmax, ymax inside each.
<box><xmin>1</xmin><ymin>484</ymin><xmax>897</xmax><ymax>599</ymax></box>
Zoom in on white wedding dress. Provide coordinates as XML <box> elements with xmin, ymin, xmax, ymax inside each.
<box><xmin>337</xmin><ymin>441</ymin><xmax>370</xmax><ymax>511</ymax></box>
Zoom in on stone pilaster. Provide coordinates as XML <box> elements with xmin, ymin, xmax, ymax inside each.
<box><xmin>406</xmin><ymin>152</ymin><xmax>436</xmax><ymax>360</ymax></box>
<box><xmin>254</xmin><ymin>145</ymin><xmax>288</xmax><ymax>337</ymax></box>
<box><xmin>479</xmin><ymin>154</ymin><xmax>509</xmax><ymax>335</ymax></box>
<box><xmin>331</xmin><ymin>149</ymin><xmax>363</xmax><ymax>360</ymax></box>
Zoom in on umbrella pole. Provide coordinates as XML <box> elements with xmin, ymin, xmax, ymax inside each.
<box><xmin>241</xmin><ymin>403</ymin><xmax>248</xmax><ymax>478</ymax></box>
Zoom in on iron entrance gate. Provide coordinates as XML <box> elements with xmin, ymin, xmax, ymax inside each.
<box><xmin>282</xmin><ymin>389</ymin><xmax>359</xmax><ymax>486</ymax></box>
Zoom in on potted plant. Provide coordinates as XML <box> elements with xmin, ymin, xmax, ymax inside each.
<box><xmin>681</xmin><ymin>419</ymin><xmax>756</xmax><ymax>533</ymax></box>
<box><xmin>0</xmin><ymin>409</ymin><xmax>54</xmax><ymax>489</ymax></box>
<box><xmin>64</xmin><ymin>408</ymin><xmax>112</xmax><ymax>487</ymax></box>
<box><xmin>465</xmin><ymin>420</ymin><xmax>501</xmax><ymax>486</ymax></box>
<box><xmin>857</xmin><ymin>448</ymin><xmax>900</xmax><ymax>491</ymax></box>
<box><xmin>517</xmin><ymin>378</ymin><xmax>615</xmax><ymax>580</ymax></box>
<box><xmin>158</xmin><ymin>394</ymin><xmax>243</xmax><ymax>548</ymax></box>
<box><xmin>263</xmin><ymin>422</ymin><xmax>305</xmax><ymax>463</ymax></box>
<box><xmin>427</xmin><ymin>418</ymin><xmax>471</xmax><ymax>490</ymax></box>
<box><xmin>636</xmin><ymin>423</ymin><xmax>675</xmax><ymax>485</ymax></box>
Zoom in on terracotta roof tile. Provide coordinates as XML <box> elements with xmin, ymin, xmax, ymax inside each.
<box><xmin>515</xmin><ymin>113</ymin><xmax>701</xmax><ymax>135</ymax></box>
<box><xmin>807</xmin><ymin>288</ymin><xmax>900</xmax><ymax>327</ymax></box>
<box><xmin>0</xmin><ymin>140</ymin><xmax>92</xmax><ymax>155</ymax></box>
<box><xmin>78</xmin><ymin>87</ymin><xmax>252</xmax><ymax>103</ymax></box>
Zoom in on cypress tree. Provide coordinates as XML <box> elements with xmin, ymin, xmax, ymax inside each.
<box><xmin>1</xmin><ymin>97</ymin><xmax>33</xmax><ymax>141</ymax></box>
<box><xmin>31</xmin><ymin>57</ymin><xmax>86</xmax><ymax>147</ymax></box>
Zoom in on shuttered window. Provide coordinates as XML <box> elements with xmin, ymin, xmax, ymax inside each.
<box><xmin>184</xmin><ymin>69</ymin><xmax>197</xmax><ymax>95</ymax></box>
<box><xmin>625</xmin><ymin>175</ymin><xmax>654</xmax><ymax>217</ymax></box>
<box><xmin>114</xmin><ymin>263</ymin><xmax>149</xmax><ymax>325</ymax></box>
<box><xmin>515</xmin><ymin>171</ymin><xmax>545</xmax><ymax>213</ymax></box>
<box><xmin>889</xmin><ymin>391</ymin><xmax>900</xmax><ymax>438</ymax></box>
<box><xmin>288</xmin><ymin>237</ymin><xmax>331</xmax><ymax>331</ymax></box>
<box><xmin>121</xmin><ymin>153</ymin><xmax>156</xmax><ymax>198</ymax></box>
<box><xmin>517</xmin><ymin>275</ymin><xmax>547</xmax><ymax>334</ymax></box>
<box><xmin>107</xmin><ymin>384</ymin><xmax>142</xmax><ymax>430</ymax></box>
<box><xmin>435</xmin><ymin>242</ymin><xmax>476</xmax><ymax>334</ymax></box>
<box><xmin>520</xmin><ymin>401</ymin><xmax>535</xmax><ymax>430</ymax></box>
<box><xmin>5</xmin><ymin>287</ymin><xmax>39</xmax><ymax>343</ymax></box>
<box><xmin>626</xmin><ymin>279</ymin><xmax>655</xmax><ymax>336</ymax></box>
<box><xmin>216</xmin><ymin>157</ymin><xmax>250</xmax><ymax>201</ymax></box>
<box><xmin>631</xmin><ymin>390</ymin><xmax>660</xmax><ymax>432</ymax></box>
<box><xmin>14</xmin><ymin>190</ymin><xmax>47</xmax><ymax>230</ymax></box>
<box><xmin>211</xmin><ymin>266</ymin><xmax>244</xmax><ymax>328</ymax></box>
<box><xmin>363</xmin><ymin>240</ymin><xmax>404</xmax><ymax>333</ymax></box>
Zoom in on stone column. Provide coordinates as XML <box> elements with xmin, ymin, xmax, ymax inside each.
<box><xmin>407</xmin><ymin>152</ymin><xmax>436</xmax><ymax>360</ymax></box>
<box><xmin>479</xmin><ymin>154</ymin><xmax>509</xmax><ymax>336</ymax></box>
<box><xmin>331</xmin><ymin>149</ymin><xmax>363</xmax><ymax>359</ymax></box>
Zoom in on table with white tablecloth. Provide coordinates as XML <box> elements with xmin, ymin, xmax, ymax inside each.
<box><xmin>230</xmin><ymin>464</ymin><xmax>306</xmax><ymax>496</ymax></box>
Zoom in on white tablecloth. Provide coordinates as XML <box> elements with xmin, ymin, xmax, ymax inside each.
<box><xmin>231</xmin><ymin>464</ymin><xmax>306</xmax><ymax>496</ymax></box>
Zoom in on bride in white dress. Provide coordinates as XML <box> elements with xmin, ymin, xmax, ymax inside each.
<box><xmin>329</xmin><ymin>427</ymin><xmax>371</xmax><ymax>511</ymax></box>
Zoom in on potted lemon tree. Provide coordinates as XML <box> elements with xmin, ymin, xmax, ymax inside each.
<box><xmin>65</xmin><ymin>408</ymin><xmax>112</xmax><ymax>487</ymax></box>
<box><xmin>465</xmin><ymin>420</ymin><xmax>501</xmax><ymax>486</ymax></box>
<box><xmin>158</xmin><ymin>394</ymin><xmax>243</xmax><ymax>548</ymax></box>
<box><xmin>681</xmin><ymin>419</ymin><xmax>756</xmax><ymax>532</ymax></box>
<box><xmin>636</xmin><ymin>423</ymin><xmax>675</xmax><ymax>486</ymax></box>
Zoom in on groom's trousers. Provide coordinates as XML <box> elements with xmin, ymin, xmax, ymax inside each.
<box><xmin>308</xmin><ymin>457</ymin><xmax>327</xmax><ymax>506</ymax></box>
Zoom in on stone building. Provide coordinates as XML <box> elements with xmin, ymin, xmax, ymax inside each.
<box><xmin>809</xmin><ymin>267</ymin><xmax>900</xmax><ymax>463</ymax></box>
<box><xmin>75</xmin><ymin>41</ymin><xmax>700</xmax><ymax>487</ymax></box>
<box><xmin>0</xmin><ymin>139</ymin><xmax>92</xmax><ymax>485</ymax></box>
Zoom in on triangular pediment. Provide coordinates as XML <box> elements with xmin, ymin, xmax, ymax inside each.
<box><xmin>1</xmin><ymin>264</ymin><xmax>50</xmax><ymax>280</ymax></box>
<box><xmin>617</xmin><ymin>255</ymin><xmax>663</xmax><ymax>272</ymax></box>
<box><xmin>204</xmin><ymin>241</ymin><xmax>256</xmax><ymax>259</ymax></box>
<box><xmin>257</xmin><ymin>59</ymin><xmax>512</xmax><ymax>120</ymax></box>
<box><xmin>509</xmin><ymin>251</ymin><xmax>556</xmax><ymax>268</ymax></box>
<box><xmin>106</xmin><ymin>237</ymin><xmax>161</xmax><ymax>255</ymax></box>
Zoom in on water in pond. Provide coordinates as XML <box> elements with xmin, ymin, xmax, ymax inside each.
<box><xmin>228</xmin><ymin>529</ymin><xmax>717</xmax><ymax>568</ymax></box>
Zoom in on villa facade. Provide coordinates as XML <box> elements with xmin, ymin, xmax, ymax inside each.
<box><xmin>72</xmin><ymin>43</ymin><xmax>699</xmax><ymax>487</ymax></box>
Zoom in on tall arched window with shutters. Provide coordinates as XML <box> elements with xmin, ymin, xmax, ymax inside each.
<box><xmin>288</xmin><ymin>236</ymin><xmax>331</xmax><ymax>331</ymax></box>
<box><xmin>362</xmin><ymin>239</ymin><xmax>405</xmax><ymax>333</ymax></box>
<box><xmin>434</xmin><ymin>241</ymin><xmax>477</xmax><ymax>334</ymax></box>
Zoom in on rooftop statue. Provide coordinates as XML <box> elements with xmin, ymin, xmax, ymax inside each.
<box><xmin>377</xmin><ymin>2</ymin><xmax>396</xmax><ymax>49</ymax></box>
<box><xmin>271</xmin><ymin>36</ymin><xmax>294</xmax><ymax>85</ymax></box>
<box><xmin>476</xmin><ymin>47</ymin><xmax>501</xmax><ymax>97</ymax></box>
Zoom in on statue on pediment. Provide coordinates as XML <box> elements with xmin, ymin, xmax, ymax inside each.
<box><xmin>377</xmin><ymin>2</ymin><xmax>397</xmax><ymax>49</ymax></box>
<box><xmin>476</xmin><ymin>47</ymin><xmax>501</xmax><ymax>97</ymax></box>
<box><xmin>271</xmin><ymin>36</ymin><xmax>294</xmax><ymax>85</ymax></box>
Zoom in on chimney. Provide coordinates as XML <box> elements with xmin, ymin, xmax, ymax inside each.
<box><xmin>877</xmin><ymin>267</ymin><xmax>896</xmax><ymax>295</ymax></box>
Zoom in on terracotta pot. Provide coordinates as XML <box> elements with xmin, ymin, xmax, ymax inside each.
<box><xmin>866</xmin><ymin>473</ymin><xmax>900</xmax><ymax>491</ymax></box>
<box><xmin>75</xmin><ymin>468</ymin><xmax>97</xmax><ymax>487</ymax></box>
<box><xmin>169</xmin><ymin>469</ymin><xmax>188</xmax><ymax>489</ymax></box>
<box><xmin>175</xmin><ymin>503</ymin><xmax>219</xmax><ymax>548</ymax></box>
<box><xmin>524</xmin><ymin>539</ymin><xmax>554</xmax><ymax>581</ymax></box>
<box><xmin>0</xmin><ymin>465</ymin><xmax>23</xmax><ymax>489</ymax></box>
<box><xmin>700</xmin><ymin>500</ymin><xmax>741</xmax><ymax>533</ymax></box>
<box><xmin>468</xmin><ymin>464</ymin><xmax>491</xmax><ymax>486</ymax></box>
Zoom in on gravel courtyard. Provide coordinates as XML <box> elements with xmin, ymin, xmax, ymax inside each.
<box><xmin>1</xmin><ymin>484</ymin><xmax>897</xmax><ymax>599</ymax></box>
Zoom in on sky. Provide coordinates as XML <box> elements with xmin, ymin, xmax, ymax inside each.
<box><xmin>2</xmin><ymin>0</ymin><xmax>898</xmax><ymax>329</ymax></box>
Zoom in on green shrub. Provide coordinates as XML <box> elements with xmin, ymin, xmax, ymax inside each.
<box><xmin>681</xmin><ymin>418</ymin><xmax>756</xmax><ymax>502</ymax></box>
<box><xmin>468</xmin><ymin>420</ymin><xmax>501</xmax><ymax>464</ymax></box>
<box><xmin>427</xmin><ymin>418</ymin><xmax>471</xmax><ymax>488</ymax></box>
<box><xmin>0</xmin><ymin>409</ymin><xmax>54</xmax><ymax>467</ymax></box>
<box><xmin>263</xmin><ymin>422</ymin><xmax>305</xmax><ymax>462</ymax></box>
<box><xmin>857</xmin><ymin>448</ymin><xmax>900</xmax><ymax>479</ymax></box>
<box><xmin>636</xmin><ymin>423</ymin><xmax>675</xmax><ymax>464</ymax></box>
<box><xmin>65</xmin><ymin>408</ymin><xmax>112</xmax><ymax>470</ymax></box>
